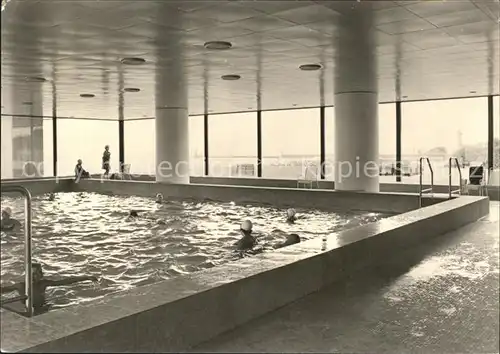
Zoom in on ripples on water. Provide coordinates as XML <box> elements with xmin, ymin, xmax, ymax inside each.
<box><xmin>1</xmin><ymin>192</ymin><xmax>387</xmax><ymax>308</ymax></box>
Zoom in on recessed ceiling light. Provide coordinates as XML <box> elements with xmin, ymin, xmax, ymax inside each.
<box><xmin>292</xmin><ymin>104</ymin><xmax>298</xmax><ymax>106</ymax></box>
<box><xmin>221</xmin><ymin>74</ymin><xmax>241</xmax><ymax>81</ymax></box>
<box><xmin>124</xmin><ymin>88</ymin><xmax>140</xmax><ymax>93</ymax></box>
<box><xmin>402</xmin><ymin>96</ymin><xmax>408</xmax><ymax>99</ymax></box>
<box><xmin>469</xmin><ymin>90</ymin><xmax>477</xmax><ymax>94</ymax></box>
<box><xmin>204</xmin><ymin>41</ymin><xmax>232</xmax><ymax>50</ymax></box>
<box><xmin>121</xmin><ymin>57</ymin><xmax>146</xmax><ymax>65</ymax></box>
<box><xmin>299</xmin><ymin>64</ymin><xmax>322</xmax><ymax>71</ymax></box>
<box><xmin>25</xmin><ymin>76</ymin><xmax>46</xmax><ymax>83</ymax></box>
<box><xmin>22</xmin><ymin>101</ymin><xmax>33</xmax><ymax>105</ymax></box>
<box><xmin>80</xmin><ymin>93</ymin><xmax>95</xmax><ymax>98</ymax></box>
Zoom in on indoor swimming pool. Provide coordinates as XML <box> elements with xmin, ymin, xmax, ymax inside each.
<box><xmin>0</xmin><ymin>192</ymin><xmax>390</xmax><ymax>309</ymax></box>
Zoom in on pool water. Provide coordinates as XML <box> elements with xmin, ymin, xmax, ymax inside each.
<box><xmin>1</xmin><ymin>192</ymin><xmax>389</xmax><ymax>309</ymax></box>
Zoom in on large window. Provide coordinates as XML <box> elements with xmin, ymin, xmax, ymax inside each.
<box><xmin>402</xmin><ymin>97</ymin><xmax>488</xmax><ymax>185</ymax></box>
<box><xmin>207</xmin><ymin>112</ymin><xmax>256</xmax><ymax>177</ymax></box>
<box><xmin>123</xmin><ymin>117</ymin><xmax>204</xmax><ymax>177</ymax></box>
<box><xmin>42</xmin><ymin>118</ymin><xmax>54</xmax><ymax>177</ymax></box>
<box><xmin>0</xmin><ymin>116</ymin><xmax>53</xmax><ymax>178</ymax></box>
<box><xmin>324</xmin><ymin>107</ymin><xmax>335</xmax><ymax>181</ymax></box>
<box><xmin>190</xmin><ymin>115</ymin><xmax>204</xmax><ymax>177</ymax></box>
<box><xmin>494</xmin><ymin>96</ymin><xmax>500</xmax><ymax>170</ymax></box>
<box><xmin>124</xmin><ymin>119</ymin><xmax>155</xmax><ymax>176</ymax></box>
<box><xmin>262</xmin><ymin>108</ymin><xmax>320</xmax><ymax>179</ymax></box>
<box><xmin>378</xmin><ymin>103</ymin><xmax>396</xmax><ymax>183</ymax></box>
<box><xmin>57</xmin><ymin>118</ymin><xmax>119</xmax><ymax>176</ymax></box>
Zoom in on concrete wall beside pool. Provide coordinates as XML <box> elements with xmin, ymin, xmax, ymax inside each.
<box><xmin>71</xmin><ymin>179</ymin><xmax>447</xmax><ymax>214</ymax></box>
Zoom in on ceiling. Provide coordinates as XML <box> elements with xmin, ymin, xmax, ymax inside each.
<box><xmin>1</xmin><ymin>0</ymin><xmax>499</xmax><ymax>120</ymax></box>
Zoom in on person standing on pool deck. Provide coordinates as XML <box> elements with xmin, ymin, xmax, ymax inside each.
<box><xmin>0</xmin><ymin>263</ymin><xmax>98</xmax><ymax>314</ymax></box>
<box><xmin>1</xmin><ymin>207</ymin><xmax>22</xmax><ymax>232</ymax></box>
<box><xmin>102</xmin><ymin>145</ymin><xmax>111</xmax><ymax>179</ymax></box>
<box><xmin>235</xmin><ymin>220</ymin><xmax>257</xmax><ymax>251</ymax></box>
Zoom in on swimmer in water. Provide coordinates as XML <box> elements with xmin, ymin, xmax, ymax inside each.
<box><xmin>1</xmin><ymin>207</ymin><xmax>22</xmax><ymax>232</ymax></box>
<box><xmin>275</xmin><ymin>233</ymin><xmax>301</xmax><ymax>249</ymax></box>
<box><xmin>235</xmin><ymin>220</ymin><xmax>257</xmax><ymax>251</ymax></box>
<box><xmin>286</xmin><ymin>208</ymin><xmax>298</xmax><ymax>224</ymax></box>
<box><xmin>0</xmin><ymin>263</ymin><xmax>98</xmax><ymax>314</ymax></box>
<box><xmin>48</xmin><ymin>193</ymin><xmax>55</xmax><ymax>201</ymax></box>
<box><xmin>127</xmin><ymin>210</ymin><xmax>166</xmax><ymax>225</ymax></box>
<box><xmin>128</xmin><ymin>210</ymin><xmax>140</xmax><ymax>219</ymax></box>
<box><xmin>155</xmin><ymin>193</ymin><xmax>163</xmax><ymax>204</ymax></box>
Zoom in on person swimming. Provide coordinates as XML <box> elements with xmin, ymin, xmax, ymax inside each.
<box><xmin>127</xmin><ymin>210</ymin><xmax>166</xmax><ymax>225</ymax></box>
<box><xmin>0</xmin><ymin>262</ymin><xmax>98</xmax><ymax>314</ymax></box>
<box><xmin>155</xmin><ymin>193</ymin><xmax>163</xmax><ymax>204</ymax></box>
<box><xmin>1</xmin><ymin>207</ymin><xmax>22</xmax><ymax>232</ymax></box>
<box><xmin>48</xmin><ymin>193</ymin><xmax>55</xmax><ymax>201</ymax></box>
<box><xmin>275</xmin><ymin>233</ymin><xmax>301</xmax><ymax>249</ymax></box>
<box><xmin>234</xmin><ymin>220</ymin><xmax>257</xmax><ymax>251</ymax></box>
<box><xmin>128</xmin><ymin>210</ymin><xmax>140</xmax><ymax>218</ymax></box>
<box><xmin>286</xmin><ymin>208</ymin><xmax>298</xmax><ymax>224</ymax></box>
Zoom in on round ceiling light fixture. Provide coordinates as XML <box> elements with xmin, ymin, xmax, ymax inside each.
<box><xmin>402</xmin><ymin>95</ymin><xmax>408</xmax><ymax>99</ymax></box>
<box><xmin>124</xmin><ymin>87</ymin><xmax>141</xmax><ymax>93</ymax></box>
<box><xmin>469</xmin><ymin>90</ymin><xmax>477</xmax><ymax>94</ymax></box>
<box><xmin>25</xmin><ymin>76</ymin><xmax>47</xmax><ymax>83</ymax></box>
<box><xmin>204</xmin><ymin>41</ymin><xmax>232</xmax><ymax>50</ymax></box>
<box><xmin>299</xmin><ymin>64</ymin><xmax>322</xmax><ymax>71</ymax></box>
<box><xmin>80</xmin><ymin>93</ymin><xmax>95</xmax><ymax>98</ymax></box>
<box><xmin>221</xmin><ymin>74</ymin><xmax>241</xmax><ymax>81</ymax></box>
<box><xmin>120</xmin><ymin>57</ymin><xmax>146</xmax><ymax>65</ymax></box>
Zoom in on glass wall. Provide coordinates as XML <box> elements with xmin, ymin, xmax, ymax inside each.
<box><xmin>324</xmin><ymin>107</ymin><xmax>335</xmax><ymax>181</ymax></box>
<box><xmin>122</xmin><ymin>117</ymin><xmax>204</xmax><ymax>177</ymax></box>
<box><xmin>43</xmin><ymin>118</ymin><xmax>54</xmax><ymax>177</ymax></box>
<box><xmin>189</xmin><ymin>115</ymin><xmax>204</xmax><ymax>177</ymax></box>
<box><xmin>207</xmin><ymin>112</ymin><xmax>256</xmax><ymax>177</ymax></box>
<box><xmin>378</xmin><ymin>103</ymin><xmax>396</xmax><ymax>183</ymax></box>
<box><xmin>402</xmin><ymin>97</ymin><xmax>488</xmax><ymax>185</ymax></box>
<box><xmin>57</xmin><ymin>118</ymin><xmax>119</xmax><ymax>176</ymax></box>
<box><xmin>0</xmin><ymin>116</ymin><xmax>53</xmax><ymax>178</ymax></box>
<box><xmin>261</xmin><ymin>108</ymin><xmax>320</xmax><ymax>179</ymax></box>
<box><xmin>124</xmin><ymin>119</ymin><xmax>155</xmax><ymax>176</ymax></box>
<box><xmin>494</xmin><ymin>96</ymin><xmax>500</xmax><ymax>170</ymax></box>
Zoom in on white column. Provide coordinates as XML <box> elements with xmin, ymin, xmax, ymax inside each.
<box><xmin>155</xmin><ymin>63</ymin><xmax>189</xmax><ymax>183</ymax></box>
<box><xmin>334</xmin><ymin>5</ymin><xmax>379</xmax><ymax>192</ymax></box>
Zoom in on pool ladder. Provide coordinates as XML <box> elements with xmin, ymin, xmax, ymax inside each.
<box><xmin>418</xmin><ymin>157</ymin><xmax>434</xmax><ymax>208</ymax></box>
<box><xmin>0</xmin><ymin>185</ymin><xmax>34</xmax><ymax>317</ymax></box>
<box><xmin>448</xmin><ymin>157</ymin><xmax>463</xmax><ymax>198</ymax></box>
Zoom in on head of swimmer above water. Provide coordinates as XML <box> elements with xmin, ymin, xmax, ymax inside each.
<box><xmin>240</xmin><ymin>219</ymin><xmax>253</xmax><ymax>236</ymax></box>
<box><xmin>286</xmin><ymin>208</ymin><xmax>297</xmax><ymax>223</ymax></box>
<box><xmin>32</xmin><ymin>262</ymin><xmax>44</xmax><ymax>281</ymax></box>
<box><xmin>286</xmin><ymin>233</ymin><xmax>301</xmax><ymax>245</ymax></box>
<box><xmin>2</xmin><ymin>207</ymin><xmax>12</xmax><ymax>220</ymax></box>
<box><xmin>155</xmin><ymin>193</ymin><xmax>163</xmax><ymax>203</ymax></box>
<box><xmin>48</xmin><ymin>193</ymin><xmax>55</xmax><ymax>201</ymax></box>
<box><xmin>129</xmin><ymin>210</ymin><xmax>139</xmax><ymax>218</ymax></box>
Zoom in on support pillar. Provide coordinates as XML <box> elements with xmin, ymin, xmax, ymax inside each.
<box><xmin>334</xmin><ymin>4</ymin><xmax>379</xmax><ymax>192</ymax></box>
<box><xmin>155</xmin><ymin>66</ymin><xmax>189</xmax><ymax>183</ymax></box>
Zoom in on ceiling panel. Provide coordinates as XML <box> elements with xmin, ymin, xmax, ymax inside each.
<box><xmin>1</xmin><ymin>0</ymin><xmax>498</xmax><ymax>120</ymax></box>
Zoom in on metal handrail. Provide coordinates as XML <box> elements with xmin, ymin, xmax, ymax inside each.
<box><xmin>418</xmin><ymin>157</ymin><xmax>434</xmax><ymax>208</ymax></box>
<box><xmin>448</xmin><ymin>157</ymin><xmax>463</xmax><ymax>198</ymax></box>
<box><xmin>0</xmin><ymin>185</ymin><xmax>33</xmax><ymax>317</ymax></box>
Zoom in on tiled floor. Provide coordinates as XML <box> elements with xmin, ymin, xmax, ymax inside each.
<box><xmin>193</xmin><ymin>202</ymin><xmax>500</xmax><ymax>353</ymax></box>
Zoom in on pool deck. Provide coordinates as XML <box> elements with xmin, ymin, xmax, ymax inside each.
<box><xmin>193</xmin><ymin>202</ymin><xmax>500</xmax><ymax>353</ymax></box>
